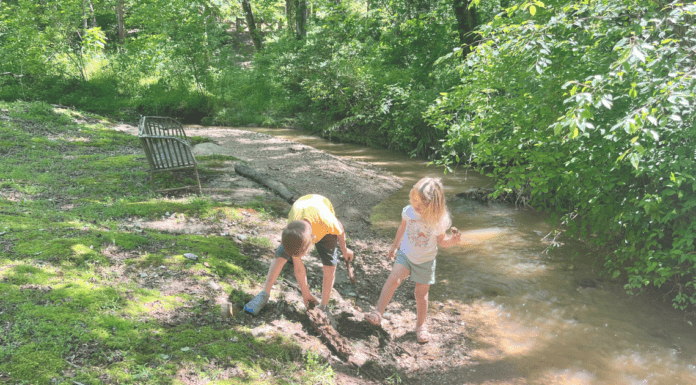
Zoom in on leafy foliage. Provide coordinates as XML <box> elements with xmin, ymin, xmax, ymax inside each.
<box><xmin>2</xmin><ymin>0</ymin><xmax>696</xmax><ymax>311</ymax></box>
<box><xmin>428</xmin><ymin>0</ymin><xmax>696</xmax><ymax>309</ymax></box>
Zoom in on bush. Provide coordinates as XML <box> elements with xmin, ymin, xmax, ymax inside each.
<box><xmin>427</xmin><ymin>0</ymin><xmax>696</xmax><ymax>310</ymax></box>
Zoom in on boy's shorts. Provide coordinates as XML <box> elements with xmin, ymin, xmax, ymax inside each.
<box><xmin>395</xmin><ymin>250</ymin><xmax>436</xmax><ymax>285</ymax></box>
<box><xmin>276</xmin><ymin>234</ymin><xmax>338</xmax><ymax>266</ymax></box>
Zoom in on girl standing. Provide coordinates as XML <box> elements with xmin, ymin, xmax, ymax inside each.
<box><xmin>365</xmin><ymin>177</ymin><xmax>461</xmax><ymax>343</ymax></box>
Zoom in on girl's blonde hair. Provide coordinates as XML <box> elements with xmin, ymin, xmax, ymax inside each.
<box><xmin>410</xmin><ymin>177</ymin><xmax>451</xmax><ymax>230</ymax></box>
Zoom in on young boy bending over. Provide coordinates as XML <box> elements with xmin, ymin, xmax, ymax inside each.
<box><xmin>243</xmin><ymin>194</ymin><xmax>354</xmax><ymax>315</ymax></box>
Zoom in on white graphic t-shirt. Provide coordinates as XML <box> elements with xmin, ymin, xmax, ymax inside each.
<box><xmin>399</xmin><ymin>205</ymin><xmax>447</xmax><ymax>264</ymax></box>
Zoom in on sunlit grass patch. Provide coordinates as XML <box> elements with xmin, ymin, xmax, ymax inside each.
<box><xmin>0</xmin><ymin>101</ymin><xmax>334</xmax><ymax>384</ymax></box>
<box><xmin>189</xmin><ymin>135</ymin><xmax>215</xmax><ymax>146</ymax></box>
<box><xmin>248</xmin><ymin>236</ymin><xmax>273</xmax><ymax>248</ymax></box>
<box><xmin>202</xmin><ymin>206</ymin><xmax>243</xmax><ymax>223</ymax></box>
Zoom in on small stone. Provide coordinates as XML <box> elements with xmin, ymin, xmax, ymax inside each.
<box><xmin>231</xmin><ymin>337</ymin><xmax>239</xmax><ymax>342</ymax></box>
<box><xmin>184</xmin><ymin>253</ymin><xmax>198</xmax><ymax>260</ymax></box>
<box><xmin>140</xmin><ymin>272</ymin><xmax>148</xmax><ymax>278</ymax></box>
<box><xmin>236</xmin><ymin>234</ymin><xmax>247</xmax><ymax>241</ymax></box>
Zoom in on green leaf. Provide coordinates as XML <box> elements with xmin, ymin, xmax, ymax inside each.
<box><xmin>612</xmin><ymin>270</ymin><xmax>621</xmax><ymax>279</ymax></box>
<box><xmin>631</xmin><ymin>46</ymin><xmax>645</xmax><ymax>62</ymax></box>
<box><xmin>529</xmin><ymin>5</ymin><xmax>536</xmax><ymax>15</ymax></box>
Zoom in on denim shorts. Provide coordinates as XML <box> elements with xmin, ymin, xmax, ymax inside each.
<box><xmin>275</xmin><ymin>234</ymin><xmax>338</xmax><ymax>266</ymax></box>
<box><xmin>395</xmin><ymin>249</ymin><xmax>436</xmax><ymax>285</ymax></box>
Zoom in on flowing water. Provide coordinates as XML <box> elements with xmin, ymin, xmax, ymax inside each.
<box><xmin>239</xmin><ymin>127</ymin><xmax>695</xmax><ymax>384</ymax></box>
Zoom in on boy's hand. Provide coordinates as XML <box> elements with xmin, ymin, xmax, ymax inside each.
<box><xmin>303</xmin><ymin>293</ymin><xmax>319</xmax><ymax>309</ymax></box>
<box><xmin>388</xmin><ymin>247</ymin><xmax>396</xmax><ymax>261</ymax></box>
<box><xmin>343</xmin><ymin>248</ymin><xmax>354</xmax><ymax>263</ymax></box>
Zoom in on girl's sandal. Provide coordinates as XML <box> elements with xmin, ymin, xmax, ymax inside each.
<box><xmin>365</xmin><ymin>311</ymin><xmax>382</xmax><ymax>326</ymax></box>
<box><xmin>416</xmin><ymin>325</ymin><xmax>431</xmax><ymax>343</ymax></box>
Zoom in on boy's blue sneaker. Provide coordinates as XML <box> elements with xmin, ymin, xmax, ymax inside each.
<box><xmin>244</xmin><ymin>291</ymin><xmax>270</xmax><ymax>315</ymax></box>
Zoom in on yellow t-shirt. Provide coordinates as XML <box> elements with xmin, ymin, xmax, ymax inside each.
<box><xmin>288</xmin><ymin>194</ymin><xmax>343</xmax><ymax>244</ymax></box>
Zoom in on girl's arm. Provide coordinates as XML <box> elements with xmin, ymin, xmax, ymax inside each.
<box><xmin>388</xmin><ymin>219</ymin><xmax>408</xmax><ymax>261</ymax></box>
<box><xmin>437</xmin><ymin>227</ymin><xmax>461</xmax><ymax>248</ymax></box>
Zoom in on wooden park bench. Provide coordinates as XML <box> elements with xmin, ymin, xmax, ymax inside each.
<box><xmin>138</xmin><ymin>116</ymin><xmax>202</xmax><ymax>194</ymax></box>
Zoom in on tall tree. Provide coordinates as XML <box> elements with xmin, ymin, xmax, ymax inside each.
<box><xmin>285</xmin><ymin>0</ymin><xmax>295</xmax><ymax>34</ymax></box>
<box><xmin>83</xmin><ymin>0</ymin><xmax>96</xmax><ymax>29</ymax></box>
<box><xmin>295</xmin><ymin>0</ymin><xmax>306</xmax><ymax>39</ymax></box>
<box><xmin>116</xmin><ymin>0</ymin><xmax>125</xmax><ymax>44</ymax></box>
<box><xmin>88</xmin><ymin>0</ymin><xmax>96</xmax><ymax>27</ymax></box>
<box><xmin>242</xmin><ymin>0</ymin><xmax>263</xmax><ymax>51</ymax></box>
<box><xmin>453</xmin><ymin>0</ymin><xmax>478</xmax><ymax>56</ymax></box>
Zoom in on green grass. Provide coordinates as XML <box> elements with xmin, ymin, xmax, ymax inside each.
<box><xmin>0</xmin><ymin>101</ymin><xmax>335</xmax><ymax>384</ymax></box>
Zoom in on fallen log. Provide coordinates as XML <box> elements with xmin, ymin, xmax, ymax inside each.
<box><xmin>234</xmin><ymin>164</ymin><xmax>296</xmax><ymax>204</ymax></box>
<box><xmin>306</xmin><ymin>307</ymin><xmax>354</xmax><ymax>362</ymax></box>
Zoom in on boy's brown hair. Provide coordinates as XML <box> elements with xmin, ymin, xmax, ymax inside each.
<box><xmin>282</xmin><ymin>220</ymin><xmax>313</xmax><ymax>257</ymax></box>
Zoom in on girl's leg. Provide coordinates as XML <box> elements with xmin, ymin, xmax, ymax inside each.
<box><xmin>414</xmin><ymin>283</ymin><xmax>431</xmax><ymax>342</ymax></box>
<box><xmin>375</xmin><ymin>263</ymin><xmax>410</xmax><ymax>314</ymax></box>
<box><xmin>414</xmin><ymin>283</ymin><xmax>430</xmax><ymax>329</ymax></box>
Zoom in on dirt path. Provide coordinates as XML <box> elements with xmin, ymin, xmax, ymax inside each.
<box><xmin>114</xmin><ymin>124</ymin><xmax>482</xmax><ymax>384</ymax></box>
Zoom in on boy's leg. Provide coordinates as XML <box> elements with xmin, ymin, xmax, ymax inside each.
<box><xmin>321</xmin><ymin>265</ymin><xmax>336</xmax><ymax>306</ymax></box>
<box><xmin>414</xmin><ymin>283</ymin><xmax>430</xmax><ymax>329</ymax></box>
<box><xmin>315</xmin><ymin>234</ymin><xmax>339</xmax><ymax>307</ymax></box>
<box><xmin>262</xmin><ymin>257</ymin><xmax>287</xmax><ymax>294</ymax></box>
<box><xmin>245</xmin><ymin>245</ymin><xmax>290</xmax><ymax>315</ymax></box>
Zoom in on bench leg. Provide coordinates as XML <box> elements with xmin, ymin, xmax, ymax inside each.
<box><xmin>194</xmin><ymin>164</ymin><xmax>202</xmax><ymax>195</ymax></box>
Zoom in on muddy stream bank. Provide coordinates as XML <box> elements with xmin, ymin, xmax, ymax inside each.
<box><xmin>134</xmin><ymin>122</ymin><xmax>696</xmax><ymax>385</ymax></box>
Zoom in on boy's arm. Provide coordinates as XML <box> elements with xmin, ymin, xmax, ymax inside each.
<box><xmin>437</xmin><ymin>227</ymin><xmax>461</xmax><ymax>248</ymax></box>
<box><xmin>292</xmin><ymin>257</ymin><xmax>318</xmax><ymax>308</ymax></box>
<box><xmin>337</xmin><ymin>221</ymin><xmax>354</xmax><ymax>262</ymax></box>
<box><xmin>388</xmin><ymin>219</ymin><xmax>408</xmax><ymax>261</ymax></box>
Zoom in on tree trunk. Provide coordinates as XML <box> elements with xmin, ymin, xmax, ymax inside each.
<box><xmin>453</xmin><ymin>0</ymin><xmax>478</xmax><ymax>56</ymax></box>
<box><xmin>83</xmin><ymin>0</ymin><xmax>88</xmax><ymax>29</ymax></box>
<box><xmin>235</xmin><ymin>17</ymin><xmax>242</xmax><ymax>31</ymax></box>
<box><xmin>234</xmin><ymin>165</ymin><xmax>296</xmax><ymax>203</ymax></box>
<box><xmin>117</xmin><ymin>0</ymin><xmax>125</xmax><ymax>44</ymax></box>
<box><xmin>295</xmin><ymin>0</ymin><xmax>307</xmax><ymax>40</ymax></box>
<box><xmin>88</xmin><ymin>0</ymin><xmax>97</xmax><ymax>27</ymax></box>
<box><xmin>285</xmin><ymin>0</ymin><xmax>295</xmax><ymax>35</ymax></box>
<box><xmin>242</xmin><ymin>0</ymin><xmax>263</xmax><ymax>51</ymax></box>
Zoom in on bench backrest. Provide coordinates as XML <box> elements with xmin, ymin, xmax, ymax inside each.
<box><xmin>138</xmin><ymin>116</ymin><xmax>197</xmax><ymax>172</ymax></box>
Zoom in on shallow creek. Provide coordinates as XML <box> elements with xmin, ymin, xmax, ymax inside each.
<box><xmin>239</xmin><ymin>127</ymin><xmax>695</xmax><ymax>384</ymax></box>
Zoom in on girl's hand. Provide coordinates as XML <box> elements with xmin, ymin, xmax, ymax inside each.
<box><xmin>388</xmin><ymin>247</ymin><xmax>396</xmax><ymax>261</ymax></box>
<box><xmin>451</xmin><ymin>227</ymin><xmax>462</xmax><ymax>244</ymax></box>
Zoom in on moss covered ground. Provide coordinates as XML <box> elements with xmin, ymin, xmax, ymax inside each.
<box><xmin>0</xmin><ymin>101</ymin><xmax>335</xmax><ymax>384</ymax></box>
